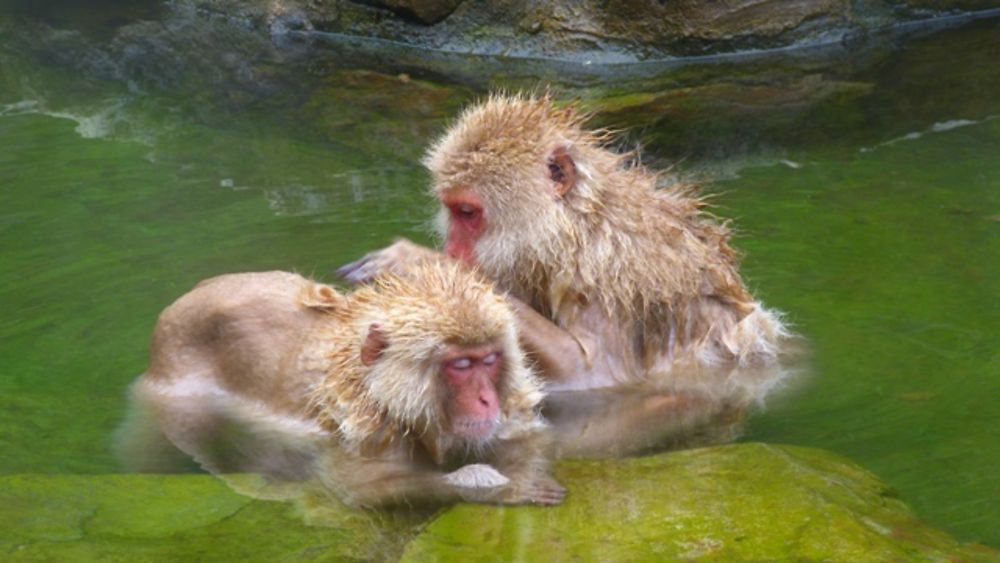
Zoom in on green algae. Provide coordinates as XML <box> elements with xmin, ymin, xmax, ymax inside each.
<box><xmin>0</xmin><ymin>474</ymin><xmax>428</xmax><ymax>562</ymax></box>
<box><xmin>3</xmin><ymin>447</ymin><xmax>995</xmax><ymax>561</ymax></box>
<box><xmin>402</xmin><ymin>444</ymin><xmax>997</xmax><ymax>562</ymax></box>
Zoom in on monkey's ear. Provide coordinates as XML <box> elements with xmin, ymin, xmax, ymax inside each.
<box><xmin>361</xmin><ymin>323</ymin><xmax>388</xmax><ymax>366</ymax></box>
<box><xmin>548</xmin><ymin>147</ymin><xmax>576</xmax><ymax>197</ymax></box>
<box><xmin>302</xmin><ymin>283</ymin><xmax>342</xmax><ymax>312</ymax></box>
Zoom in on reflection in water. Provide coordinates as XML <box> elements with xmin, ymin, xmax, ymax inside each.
<box><xmin>546</xmin><ymin>389</ymin><xmax>744</xmax><ymax>459</ymax></box>
<box><xmin>120</xmin><ymin>350</ymin><xmax>797</xmax><ymax>504</ymax></box>
<box><xmin>259</xmin><ymin>168</ymin><xmax>428</xmax><ymax>219</ymax></box>
<box><xmin>859</xmin><ymin>116</ymin><xmax>998</xmax><ymax>153</ymax></box>
<box><xmin>545</xmin><ymin>359</ymin><xmax>799</xmax><ymax>459</ymax></box>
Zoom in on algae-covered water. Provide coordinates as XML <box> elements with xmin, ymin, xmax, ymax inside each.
<box><xmin>0</xmin><ymin>2</ymin><xmax>997</xmax><ymax>551</ymax></box>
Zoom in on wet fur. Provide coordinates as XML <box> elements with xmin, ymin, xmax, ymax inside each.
<box><xmin>117</xmin><ymin>264</ymin><xmax>558</xmax><ymax>507</ymax></box>
<box><xmin>425</xmin><ymin>93</ymin><xmax>793</xmax><ymax>392</ymax></box>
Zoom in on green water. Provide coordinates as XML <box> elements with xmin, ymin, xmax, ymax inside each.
<box><xmin>733</xmin><ymin>124</ymin><xmax>1000</xmax><ymax>542</ymax></box>
<box><xmin>0</xmin><ymin>4</ymin><xmax>997</xmax><ymax>549</ymax></box>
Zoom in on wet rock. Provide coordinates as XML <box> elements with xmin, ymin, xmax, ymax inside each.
<box><xmin>548</xmin><ymin>0</ymin><xmax>851</xmax><ymax>52</ymax></box>
<box><xmin>267</xmin><ymin>5</ymin><xmax>314</xmax><ymax>35</ymax></box>
<box><xmin>896</xmin><ymin>0</ymin><xmax>1000</xmax><ymax>10</ymax></box>
<box><xmin>402</xmin><ymin>444</ymin><xmax>997</xmax><ymax>561</ymax></box>
<box><xmin>360</xmin><ymin>0</ymin><xmax>463</xmax><ymax>24</ymax></box>
<box><xmin>181</xmin><ymin>0</ymin><xmax>1000</xmax><ymax>61</ymax></box>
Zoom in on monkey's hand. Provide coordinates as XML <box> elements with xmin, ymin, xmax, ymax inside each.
<box><xmin>504</xmin><ymin>475</ymin><xmax>567</xmax><ymax>506</ymax></box>
<box><xmin>337</xmin><ymin>239</ymin><xmax>444</xmax><ymax>284</ymax></box>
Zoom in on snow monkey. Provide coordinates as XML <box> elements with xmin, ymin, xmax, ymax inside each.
<box><xmin>116</xmin><ymin>263</ymin><xmax>565</xmax><ymax>507</ymax></box>
<box><xmin>339</xmin><ymin>93</ymin><xmax>792</xmax><ymax>394</ymax></box>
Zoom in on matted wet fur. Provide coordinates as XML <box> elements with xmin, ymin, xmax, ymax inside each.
<box><xmin>342</xmin><ymin>93</ymin><xmax>795</xmax><ymax>397</ymax></box>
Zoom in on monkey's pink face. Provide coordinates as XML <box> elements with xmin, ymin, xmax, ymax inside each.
<box><xmin>438</xmin><ymin>145</ymin><xmax>576</xmax><ymax>268</ymax></box>
<box><xmin>441</xmin><ymin>187</ymin><xmax>486</xmax><ymax>267</ymax></box>
<box><xmin>442</xmin><ymin>343</ymin><xmax>502</xmax><ymax>440</ymax></box>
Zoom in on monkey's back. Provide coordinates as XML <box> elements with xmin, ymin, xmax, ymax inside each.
<box><xmin>145</xmin><ymin>271</ymin><xmax>333</xmax><ymax>415</ymax></box>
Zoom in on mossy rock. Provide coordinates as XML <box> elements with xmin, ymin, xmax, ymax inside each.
<box><xmin>2</xmin><ymin>446</ymin><xmax>995</xmax><ymax>561</ymax></box>
<box><xmin>402</xmin><ymin>443</ymin><xmax>997</xmax><ymax>561</ymax></box>
<box><xmin>0</xmin><ymin>474</ymin><xmax>429</xmax><ymax>562</ymax></box>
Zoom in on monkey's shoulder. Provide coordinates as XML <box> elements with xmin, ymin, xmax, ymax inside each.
<box><xmin>162</xmin><ymin>271</ymin><xmax>331</xmax><ymax>322</ymax></box>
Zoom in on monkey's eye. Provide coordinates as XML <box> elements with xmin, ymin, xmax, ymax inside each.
<box><xmin>482</xmin><ymin>352</ymin><xmax>500</xmax><ymax>365</ymax></box>
<box><xmin>548</xmin><ymin>161</ymin><xmax>565</xmax><ymax>183</ymax></box>
<box><xmin>456</xmin><ymin>204</ymin><xmax>479</xmax><ymax>218</ymax></box>
<box><xmin>449</xmin><ymin>358</ymin><xmax>473</xmax><ymax>370</ymax></box>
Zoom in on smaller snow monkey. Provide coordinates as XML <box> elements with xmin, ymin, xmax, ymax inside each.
<box><xmin>117</xmin><ymin>263</ymin><xmax>564</xmax><ymax>507</ymax></box>
<box><xmin>341</xmin><ymin>93</ymin><xmax>792</xmax><ymax>396</ymax></box>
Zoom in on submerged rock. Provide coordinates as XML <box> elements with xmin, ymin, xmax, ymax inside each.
<box><xmin>1</xmin><ymin>446</ymin><xmax>994</xmax><ymax>560</ymax></box>
<box><xmin>0</xmin><ymin>474</ymin><xmax>427</xmax><ymax>561</ymax></box>
<box><xmin>302</xmin><ymin>69</ymin><xmax>472</xmax><ymax>162</ymax></box>
<box><xmin>402</xmin><ymin>444</ymin><xmax>997</xmax><ymax>561</ymax></box>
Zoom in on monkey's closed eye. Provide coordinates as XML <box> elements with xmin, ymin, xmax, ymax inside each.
<box><xmin>482</xmin><ymin>352</ymin><xmax>500</xmax><ymax>365</ymax></box>
<box><xmin>450</xmin><ymin>358</ymin><xmax>473</xmax><ymax>370</ymax></box>
<box><xmin>548</xmin><ymin>161</ymin><xmax>565</xmax><ymax>183</ymax></box>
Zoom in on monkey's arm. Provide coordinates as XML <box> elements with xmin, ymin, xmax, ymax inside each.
<box><xmin>337</xmin><ymin>239</ymin><xmax>443</xmax><ymax>283</ymax></box>
<box><xmin>328</xmin><ymin>455</ymin><xmax>547</xmax><ymax>507</ymax></box>
<box><xmin>544</xmin><ymin>389</ymin><xmax>744</xmax><ymax>458</ymax></box>
<box><xmin>507</xmin><ymin>298</ymin><xmax>589</xmax><ymax>383</ymax></box>
<box><xmin>485</xmin><ymin>429</ymin><xmax>566</xmax><ymax>506</ymax></box>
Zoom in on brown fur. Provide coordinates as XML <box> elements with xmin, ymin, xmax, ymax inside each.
<box><xmin>342</xmin><ymin>93</ymin><xmax>791</xmax><ymax>394</ymax></box>
<box><xmin>116</xmin><ymin>263</ymin><xmax>563</xmax><ymax>507</ymax></box>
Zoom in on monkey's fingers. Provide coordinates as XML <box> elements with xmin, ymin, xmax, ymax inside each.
<box><xmin>336</xmin><ymin>248</ymin><xmax>398</xmax><ymax>284</ymax></box>
<box><xmin>336</xmin><ymin>240</ymin><xmax>423</xmax><ymax>284</ymax></box>
<box><xmin>335</xmin><ymin>255</ymin><xmax>378</xmax><ymax>284</ymax></box>
<box><xmin>529</xmin><ymin>480</ymin><xmax>567</xmax><ymax>506</ymax></box>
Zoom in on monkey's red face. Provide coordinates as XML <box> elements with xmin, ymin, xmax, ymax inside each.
<box><xmin>441</xmin><ymin>188</ymin><xmax>485</xmax><ymax>266</ymax></box>
<box><xmin>442</xmin><ymin>343</ymin><xmax>502</xmax><ymax>439</ymax></box>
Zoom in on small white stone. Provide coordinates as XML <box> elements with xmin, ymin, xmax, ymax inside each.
<box><xmin>443</xmin><ymin>464</ymin><xmax>510</xmax><ymax>489</ymax></box>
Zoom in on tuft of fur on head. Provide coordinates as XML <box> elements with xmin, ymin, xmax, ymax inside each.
<box><xmin>310</xmin><ymin>261</ymin><xmax>544</xmax><ymax>456</ymax></box>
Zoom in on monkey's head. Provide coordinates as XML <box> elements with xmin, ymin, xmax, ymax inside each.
<box><xmin>322</xmin><ymin>262</ymin><xmax>545</xmax><ymax>457</ymax></box>
<box><xmin>423</xmin><ymin>94</ymin><xmax>617</xmax><ymax>285</ymax></box>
